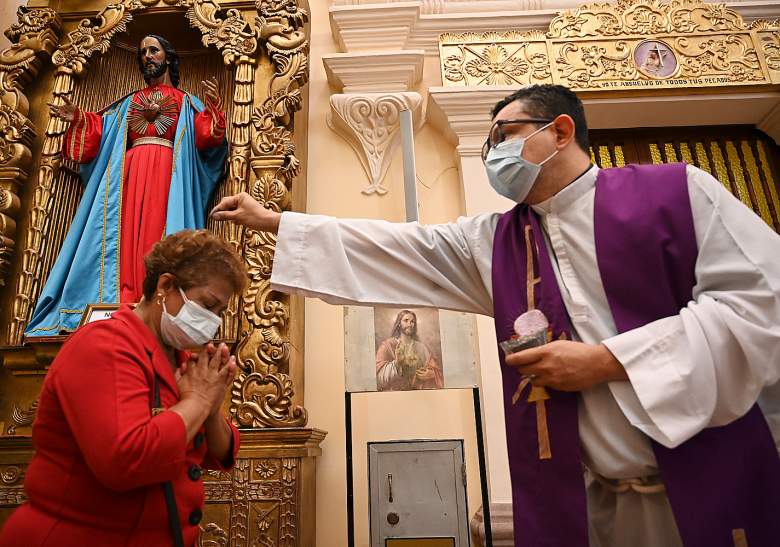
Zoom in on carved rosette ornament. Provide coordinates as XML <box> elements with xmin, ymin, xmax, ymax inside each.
<box><xmin>438</xmin><ymin>0</ymin><xmax>780</xmax><ymax>92</ymax></box>
<box><xmin>188</xmin><ymin>0</ymin><xmax>259</xmax><ymax>341</ymax></box>
<box><xmin>0</xmin><ymin>7</ymin><xmax>61</xmax><ymax>302</ymax></box>
<box><xmin>0</xmin><ymin>463</ymin><xmax>26</xmax><ymax>506</ymax></box>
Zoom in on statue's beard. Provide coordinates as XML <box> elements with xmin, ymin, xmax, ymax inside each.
<box><xmin>142</xmin><ymin>60</ymin><xmax>167</xmax><ymax>82</ymax></box>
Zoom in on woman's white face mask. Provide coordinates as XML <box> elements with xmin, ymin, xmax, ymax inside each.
<box><xmin>160</xmin><ymin>287</ymin><xmax>222</xmax><ymax>349</ymax></box>
<box><xmin>484</xmin><ymin>121</ymin><xmax>558</xmax><ymax>203</ymax></box>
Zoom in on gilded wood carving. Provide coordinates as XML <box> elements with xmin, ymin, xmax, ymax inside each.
<box><xmin>0</xmin><ymin>0</ymin><xmax>318</xmax><ymax>543</ymax></box>
<box><xmin>0</xmin><ymin>7</ymin><xmax>61</xmax><ymax>298</ymax></box>
<box><xmin>1</xmin><ymin>0</ymin><xmax>308</xmax><ymax>430</ymax></box>
<box><xmin>439</xmin><ymin>0</ymin><xmax>780</xmax><ymax>90</ymax></box>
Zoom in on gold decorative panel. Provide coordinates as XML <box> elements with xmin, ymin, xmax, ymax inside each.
<box><xmin>0</xmin><ymin>0</ymin><xmax>310</xmax><ymax>427</ymax></box>
<box><xmin>0</xmin><ymin>430</ymin><xmax>325</xmax><ymax>547</ymax></box>
<box><xmin>752</xmin><ymin>19</ymin><xmax>780</xmax><ymax>84</ymax></box>
<box><xmin>439</xmin><ymin>0</ymin><xmax>780</xmax><ymax>91</ymax></box>
<box><xmin>590</xmin><ymin>127</ymin><xmax>780</xmax><ymax>233</ymax></box>
<box><xmin>440</xmin><ymin>31</ymin><xmax>552</xmax><ymax>87</ymax></box>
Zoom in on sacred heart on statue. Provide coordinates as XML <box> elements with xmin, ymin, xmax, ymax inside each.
<box><xmin>128</xmin><ymin>89</ymin><xmax>178</xmax><ymax>135</ymax></box>
<box><xmin>142</xmin><ymin>102</ymin><xmax>161</xmax><ymax>122</ymax></box>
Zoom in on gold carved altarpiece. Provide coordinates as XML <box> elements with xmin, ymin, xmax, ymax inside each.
<box><xmin>439</xmin><ymin>0</ymin><xmax>780</xmax><ymax>91</ymax></box>
<box><xmin>0</xmin><ymin>1</ymin><xmax>324</xmax><ymax>544</ymax></box>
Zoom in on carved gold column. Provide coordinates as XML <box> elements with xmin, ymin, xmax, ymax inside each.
<box><xmin>0</xmin><ymin>7</ymin><xmax>61</xmax><ymax>308</ymax></box>
<box><xmin>188</xmin><ymin>0</ymin><xmax>258</xmax><ymax>340</ymax></box>
<box><xmin>190</xmin><ymin>1</ymin><xmax>324</xmax><ymax>544</ymax></box>
<box><xmin>229</xmin><ymin>0</ymin><xmax>310</xmax><ymax>428</ymax></box>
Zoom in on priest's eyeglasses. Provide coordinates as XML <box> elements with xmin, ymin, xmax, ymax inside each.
<box><xmin>482</xmin><ymin>118</ymin><xmax>553</xmax><ymax>163</ymax></box>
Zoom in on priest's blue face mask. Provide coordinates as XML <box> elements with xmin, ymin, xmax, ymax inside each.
<box><xmin>484</xmin><ymin>121</ymin><xmax>558</xmax><ymax>203</ymax></box>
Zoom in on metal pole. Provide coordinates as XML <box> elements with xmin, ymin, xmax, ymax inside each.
<box><xmin>473</xmin><ymin>387</ymin><xmax>494</xmax><ymax>547</ymax></box>
<box><xmin>345</xmin><ymin>392</ymin><xmax>355</xmax><ymax>547</ymax></box>
<box><xmin>399</xmin><ymin>109</ymin><xmax>419</xmax><ymax>222</ymax></box>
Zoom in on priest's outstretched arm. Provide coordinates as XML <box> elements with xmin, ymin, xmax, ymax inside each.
<box><xmin>210</xmin><ymin>193</ymin><xmax>497</xmax><ymax>316</ymax></box>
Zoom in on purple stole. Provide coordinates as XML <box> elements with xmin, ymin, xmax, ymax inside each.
<box><xmin>491</xmin><ymin>163</ymin><xmax>780</xmax><ymax>547</ymax></box>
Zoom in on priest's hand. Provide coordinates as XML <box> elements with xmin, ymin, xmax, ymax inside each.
<box><xmin>210</xmin><ymin>192</ymin><xmax>281</xmax><ymax>233</ymax></box>
<box><xmin>505</xmin><ymin>340</ymin><xmax>628</xmax><ymax>392</ymax></box>
<box><xmin>48</xmin><ymin>95</ymin><xmax>77</xmax><ymax>122</ymax></box>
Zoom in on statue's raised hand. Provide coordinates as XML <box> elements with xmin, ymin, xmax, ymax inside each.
<box><xmin>48</xmin><ymin>95</ymin><xmax>78</xmax><ymax>122</ymax></box>
<box><xmin>201</xmin><ymin>76</ymin><xmax>222</xmax><ymax>114</ymax></box>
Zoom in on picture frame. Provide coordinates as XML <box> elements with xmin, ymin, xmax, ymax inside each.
<box><xmin>78</xmin><ymin>303</ymin><xmax>124</xmax><ymax>328</ymax></box>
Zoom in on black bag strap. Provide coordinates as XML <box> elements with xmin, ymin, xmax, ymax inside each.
<box><xmin>152</xmin><ymin>371</ymin><xmax>186</xmax><ymax>547</ymax></box>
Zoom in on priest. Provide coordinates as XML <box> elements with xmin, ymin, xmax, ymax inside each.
<box><xmin>211</xmin><ymin>84</ymin><xmax>780</xmax><ymax>547</ymax></box>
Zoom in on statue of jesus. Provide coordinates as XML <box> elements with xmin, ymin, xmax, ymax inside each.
<box><xmin>26</xmin><ymin>35</ymin><xmax>229</xmax><ymax>336</ymax></box>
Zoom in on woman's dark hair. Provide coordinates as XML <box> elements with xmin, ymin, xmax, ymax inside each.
<box><xmin>143</xmin><ymin>230</ymin><xmax>247</xmax><ymax>300</ymax></box>
<box><xmin>491</xmin><ymin>84</ymin><xmax>589</xmax><ymax>153</ymax></box>
<box><xmin>137</xmin><ymin>34</ymin><xmax>180</xmax><ymax>88</ymax></box>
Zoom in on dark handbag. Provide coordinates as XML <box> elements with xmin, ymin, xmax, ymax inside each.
<box><xmin>152</xmin><ymin>372</ymin><xmax>186</xmax><ymax>547</ymax></box>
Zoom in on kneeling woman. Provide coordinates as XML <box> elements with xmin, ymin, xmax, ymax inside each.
<box><xmin>1</xmin><ymin>230</ymin><xmax>247</xmax><ymax>546</ymax></box>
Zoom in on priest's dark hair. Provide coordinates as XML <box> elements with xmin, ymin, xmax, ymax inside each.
<box><xmin>137</xmin><ymin>34</ymin><xmax>180</xmax><ymax>88</ymax></box>
<box><xmin>491</xmin><ymin>85</ymin><xmax>589</xmax><ymax>153</ymax></box>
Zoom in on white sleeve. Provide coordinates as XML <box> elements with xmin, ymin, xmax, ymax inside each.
<box><xmin>603</xmin><ymin>165</ymin><xmax>780</xmax><ymax>448</ymax></box>
<box><xmin>269</xmin><ymin>211</ymin><xmax>498</xmax><ymax>316</ymax></box>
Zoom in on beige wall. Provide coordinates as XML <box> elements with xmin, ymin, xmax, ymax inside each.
<box><xmin>304</xmin><ymin>1</ymin><xmax>489</xmax><ymax>546</ymax></box>
<box><xmin>0</xmin><ymin>0</ymin><xmax>26</xmax><ymax>50</ymax></box>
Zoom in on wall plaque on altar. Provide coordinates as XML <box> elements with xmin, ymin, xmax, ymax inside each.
<box><xmin>78</xmin><ymin>304</ymin><xmax>123</xmax><ymax>328</ymax></box>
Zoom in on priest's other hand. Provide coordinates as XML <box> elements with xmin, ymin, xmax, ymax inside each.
<box><xmin>505</xmin><ymin>340</ymin><xmax>628</xmax><ymax>392</ymax></box>
<box><xmin>210</xmin><ymin>192</ymin><xmax>281</xmax><ymax>233</ymax></box>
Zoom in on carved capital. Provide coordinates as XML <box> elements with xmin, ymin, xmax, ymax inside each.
<box><xmin>52</xmin><ymin>2</ymin><xmax>141</xmax><ymax>76</ymax></box>
<box><xmin>327</xmin><ymin>92</ymin><xmax>424</xmax><ymax>195</ymax></box>
<box><xmin>187</xmin><ymin>0</ymin><xmax>259</xmax><ymax>65</ymax></box>
<box><xmin>0</xmin><ymin>6</ymin><xmax>60</xmax><ymax>117</ymax></box>
<box><xmin>0</xmin><ymin>7</ymin><xmax>61</xmax><ymax>101</ymax></box>
<box><xmin>323</xmin><ymin>50</ymin><xmax>424</xmax><ymax>93</ymax></box>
